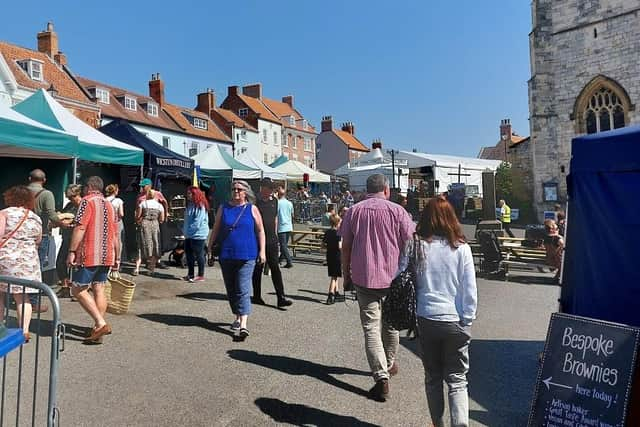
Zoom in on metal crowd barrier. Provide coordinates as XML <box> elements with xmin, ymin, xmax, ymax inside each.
<box><xmin>292</xmin><ymin>200</ymin><xmax>329</xmax><ymax>223</ymax></box>
<box><xmin>0</xmin><ymin>276</ymin><xmax>63</xmax><ymax>427</ymax></box>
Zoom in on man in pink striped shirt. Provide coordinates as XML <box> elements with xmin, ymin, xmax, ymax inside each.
<box><xmin>340</xmin><ymin>174</ymin><xmax>415</xmax><ymax>401</ymax></box>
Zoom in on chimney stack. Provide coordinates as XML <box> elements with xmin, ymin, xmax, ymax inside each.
<box><xmin>341</xmin><ymin>121</ymin><xmax>355</xmax><ymax>135</ymax></box>
<box><xmin>282</xmin><ymin>95</ymin><xmax>294</xmax><ymax>108</ymax></box>
<box><xmin>149</xmin><ymin>73</ymin><xmax>165</xmax><ymax>106</ymax></box>
<box><xmin>372</xmin><ymin>138</ymin><xmax>383</xmax><ymax>150</ymax></box>
<box><xmin>242</xmin><ymin>83</ymin><xmax>262</xmax><ymax>99</ymax></box>
<box><xmin>321</xmin><ymin>116</ymin><xmax>333</xmax><ymax>132</ymax></box>
<box><xmin>499</xmin><ymin>118</ymin><xmax>512</xmax><ymax>142</ymax></box>
<box><xmin>228</xmin><ymin>85</ymin><xmax>239</xmax><ymax>96</ymax></box>
<box><xmin>37</xmin><ymin>22</ymin><xmax>59</xmax><ymax>59</ymax></box>
<box><xmin>53</xmin><ymin>52</ymin><xmax>67</xmax><ymax>66</ymax></box>
<box><xmin>195</xmin><ymin>89</ymin><xmax>215</xmax><ymax>115</ymax></box>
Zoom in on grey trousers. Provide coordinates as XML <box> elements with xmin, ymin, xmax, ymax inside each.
<box><xmin>418</xmin><ymin>317</ymin><xmax>470</xmax><ymax>427</ymax></box>
<box><xmin>356</xmin><ymin>286</ymin><xmax>400</xmax><ymax>382</ymax></box>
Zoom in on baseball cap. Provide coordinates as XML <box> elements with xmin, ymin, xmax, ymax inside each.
<box><xmin>140</xmin><ymin>178</ymin><xmax>152</xmax><ymax>187</ymax></box>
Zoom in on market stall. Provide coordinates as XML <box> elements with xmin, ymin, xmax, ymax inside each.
<box><xmin>236</xmin><ymin>152</ymin><xmax>286</xmax><ymax>181</ymax></box>
<box><xmin>272</xmin><ymin>158</ymin><xmax>331</xmax><ymax>183</ymax></box>
<box><xmin>99</xmin><ymin>119</ymin><xmax>194</xmax><ymax>255</ymax></box>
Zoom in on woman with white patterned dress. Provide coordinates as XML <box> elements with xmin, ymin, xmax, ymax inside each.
<box><xmin>0</xmin><ymin>186</ymin><xmax>42</xmax><ymax>343</ymax></box>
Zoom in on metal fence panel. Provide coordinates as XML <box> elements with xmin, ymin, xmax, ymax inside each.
<box><xmin>0</xmin><ymin>276</ymin><xmax>62</xmax><ymax>427</ymax></box>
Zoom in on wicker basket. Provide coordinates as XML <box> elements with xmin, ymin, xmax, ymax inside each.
<box><xmin>105</xmin><ymin>271</ymin><xmax>136</xmax><ymax>315</ymax></box>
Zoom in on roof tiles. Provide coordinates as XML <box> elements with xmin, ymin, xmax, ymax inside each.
<box><xmin>333</xmin><ymin>130</ymin><xmax>369</xmax><ymax>152</ymax></box>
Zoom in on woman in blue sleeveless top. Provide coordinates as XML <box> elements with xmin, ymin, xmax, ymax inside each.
<box><xmin>209</xmin><ymin>180</ymin><xmax>265</xmax><ymax>340</ymax></box>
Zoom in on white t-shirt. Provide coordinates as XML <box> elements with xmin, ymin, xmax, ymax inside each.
<box><xmin>106</xmin><ymin>196</ymin><xmax>124</xmax><ymax>220</ymax></box>
<box><xmin>140</xmin><ymin>198</ymin><xmax>163</xmax><ymax>212</ymax></box>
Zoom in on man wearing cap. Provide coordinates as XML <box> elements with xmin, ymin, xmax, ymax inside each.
<box><xmin>252</xmin><ymin>178</ymin><xmax>293</xmax><ymax>308</ymax></box>
<box><xmin>136</xmin><ymin>178</ymin><xmax>168</xmax><ymax>220</ymax></box>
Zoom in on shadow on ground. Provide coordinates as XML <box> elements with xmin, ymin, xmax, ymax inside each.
<box><xmin>138</xmin><ymin>313</ymin><xmax>234</xmax><ymax>337</ymax></box>
<box><xmin>228</xmin><ymin>350</ymin><xmax>370</xmax><ymax>398</ymax></box>
<box><xmin>177</xmin><ymin>292</ymin><xmax>229</xmax><ymax>302</ymax></box>
<box><xmin>399</xmin><ymin>338</ymin><xmax>542</xmax><ymax>426</ymax></box>
<box><xmin>255</xmin><ymin>398</ymin><xmax>378</xmax><ymax>426</ymax></box>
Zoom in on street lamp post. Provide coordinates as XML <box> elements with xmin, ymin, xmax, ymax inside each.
<box><xmin>387</xmin><ymin>149</ymin><xmax>397</xmax><ymax>190</ymax></box>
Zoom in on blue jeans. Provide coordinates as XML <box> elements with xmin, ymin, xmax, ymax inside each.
<box><xmin>278</xmin><ymin>232</ymin><xmax>292</xmax><ymax>265</ymax></box>
<box><xmin>220</xmin><ymin>259</ymin><xmax>255</xmax><ymax>316</ymax></box>
<box><xmin>185</xmin><ymin>238</ymin><xmax>206</xmax><ymax>278</ymax></box>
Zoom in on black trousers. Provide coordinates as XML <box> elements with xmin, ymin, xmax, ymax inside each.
<box><xmin>253</xmin><ymin>243</ymin><xmax>285</xmax><ymax>300</ymax></box>
<box><xmin>502</xmin><ymin>222</ymin><xmax>515</xmax><ymax>238</ymax></box>
<box><xmin>185</xmin><ymin>238</ymin><xmax>206</xmax><ymax>278</ymax></box>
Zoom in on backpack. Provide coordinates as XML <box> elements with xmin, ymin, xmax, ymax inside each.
<box><xmin>382</xmin><ymin>237</ymin><xmax>419</xmax><ymax>334</ymax></box>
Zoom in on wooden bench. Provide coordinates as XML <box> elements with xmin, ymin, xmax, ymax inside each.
<box><xmin>501</xmin><ymin>246</ymin><xmax>554</xmax><ymax>279</ymax></box>
<box><xmin>290</xmin><ymin>230</ymin><xmax>326</xmax><ymax>257</ymax></box>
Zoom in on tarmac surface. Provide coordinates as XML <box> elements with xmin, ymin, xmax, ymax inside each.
<box><xmin>6</xmin><ymin>225</ymin><xmax>561</xmax><ymax>426</ymax></box>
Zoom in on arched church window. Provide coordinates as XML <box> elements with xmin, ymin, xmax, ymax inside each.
<box><xmin>574</xmin><ymin>77</ymin><xmax>631</xmax><ymax>135</ymax></box>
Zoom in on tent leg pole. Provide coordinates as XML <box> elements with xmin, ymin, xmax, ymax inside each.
<box><xmin>72</xmin><ymin>158</ymin><xmax>78</xmax><ymax>184</ymax></box>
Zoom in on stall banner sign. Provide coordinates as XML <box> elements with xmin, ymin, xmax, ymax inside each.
<box><xmin>528</xmin><ymin>313</ymin><xmax>640</xmax><ymax>427</ymax></box>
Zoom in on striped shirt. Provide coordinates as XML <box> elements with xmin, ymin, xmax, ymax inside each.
<box><xmin>339</xmin><ymin>194</ymin><xmax>415</xmax><ymax>289</ymax></box>
<box><xmin>75</xmin><ymin>192</ymin><xmax>117</xmax><ymax>267</ymax></box>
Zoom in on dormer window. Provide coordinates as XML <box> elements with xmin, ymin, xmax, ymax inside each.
<box><xmin>238</xmin><ymin>108</ymin><xmax>248</xmax><ymax>118</ymax></box>
<box><xmin>95</xmin><ymin>88</ymin><xmax>110</xmax><ymax>104</ymax></box>
<box><xmin>302</xmin><ymin>119</ymin><xmax>308</xmax><ymax>130</ymax></box>
<box><xmin>124</xmin><ymin>96</ymin><xmax>137</xmax><ymax>111</ymax></box>
<box><xmin>147</xmin><ymin>102</ymin><xmax>158</xmax><ymax>117</ymax></box>
<box><xmin>18</xmin><ymin>59</ymin><xmax>44</xmax><ymax>82</ymax></box>
<box><xmin>193</xmin><ymin>117</ymin><xmax>208</xmax><ymax>130</ymax></box>
<box><xmin>288</xmin><ymin>116</ymin><xmax>295</xmax><ymax>126</ymax></box>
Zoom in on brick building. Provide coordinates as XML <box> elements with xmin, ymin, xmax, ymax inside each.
<box><xmin>0</xmin><ymin>23</ymin><xmax>99</xmax><ymax>125</ymax></box>
<box><xmin>529</xmin><ymin>1</ymin><xmax>640</xmax><ymax>217</ymax></box>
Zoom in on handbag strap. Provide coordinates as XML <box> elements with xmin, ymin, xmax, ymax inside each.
<box><xmin>229</xmin><ymin>203</ymin><xmax>249</xmax><ymax>230</ymax></box>
<box><xmin>0</xmin><ymin>209</ymin><xmax>30</xmax><ymax>250</ymax></box>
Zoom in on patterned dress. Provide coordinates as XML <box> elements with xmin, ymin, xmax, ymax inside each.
<box><xmin>0</xmin><ymin>207</ymin><xmax>42</xmax><ymax>293</ymax></box>
<box><xmin>137</xmin><ymin>199</ymin><xmax>162</xmax><ymax>259</ymax></box>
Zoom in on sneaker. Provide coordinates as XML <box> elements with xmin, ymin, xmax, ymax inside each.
<box><xmin>230</xmin><ymin>320</ymin><xmax>241</xmax><ymax>331</ymax></box>
<box><xmin>183</xmin><ymin>276</ymin><xmax>194</xmax><ymax>283</ymax></box>
<box><xmin>368</xmin><ymin>379</ymin><xmax>390</xmax><ymax>402</ymax></box>
<box><xmin>284</xmin><ymin>264</ymin><xmax>293</xmax><ymax>269</ymax></box>
<box><xmin>239</xmin><ymin>328</ymin><xmax>250</xmax><ymax>339</ymax></box>
<box><xmin>194</xmin><ymin>276</ymin><xmax>205</xmax><ymax>282</ymax></box>
<box><xmin>334</xmin><ymin>291</ymin><xmax>342</xmax><ymax>301</ymax></box>
<box><xmin>277</xmin><ymin>298</ymin><xmax>293</xmax><ymax>308</ymax></box>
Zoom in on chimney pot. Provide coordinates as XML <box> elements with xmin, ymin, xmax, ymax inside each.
<box><xmin>321</xmin><ymin>115</ymin><xmax>333</xmax><ymax>132</ymax></box>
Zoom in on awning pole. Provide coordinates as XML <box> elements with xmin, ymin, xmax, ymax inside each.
<box><xmin>72</xmin><ymin>157</ymin><xmax>78</xmax><ymax>184</ymax></box>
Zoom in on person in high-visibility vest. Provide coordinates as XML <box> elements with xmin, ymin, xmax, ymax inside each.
<box><xmin>498</xmin><ymin>199</ymin><xmax>515</xmax><ymax>237</ymax></box>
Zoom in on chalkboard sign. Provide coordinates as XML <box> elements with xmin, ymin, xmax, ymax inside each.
<box><xmin>529</xmin><ymin>313</ymin><xmax>640</xmax><ymax>427</ymax></box>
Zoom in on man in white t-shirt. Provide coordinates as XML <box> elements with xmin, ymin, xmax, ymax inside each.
<box><xmin>276</xmin><ymin>185</ymin><xmax>294</xmax><ymax>268</ymax></box>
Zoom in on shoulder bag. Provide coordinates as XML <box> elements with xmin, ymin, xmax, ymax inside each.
<box><xmin>0</xmin><ymin>210</ymin><xmax>30</xmax><ymax>250</ymax></box>
<box><xmin>382</xmin><ymin>235</ymin><xmax>420</xmax><ymax>333</ymax></box>
<box><xmin>212</xmin><ymin>204</ymin><xmax>249</xmax><ymax>257</ymax></box>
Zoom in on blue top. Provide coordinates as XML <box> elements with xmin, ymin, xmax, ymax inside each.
<box><xmin>219</xmin><ymin>203</ymin><xmax>257</xmax><ymax>261</ymax></box>
<box><xmin>277</xmin><ymin>198</ymin><xmax>294</xmax><ymax>233</ymax></box>
<box><xmin>183</xmin><ymin>204</ymin><xmax>209</xmax><ymax>239</ymax></box>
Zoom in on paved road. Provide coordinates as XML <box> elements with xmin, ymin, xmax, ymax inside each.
<box><xmin>6</xmin><ymin>224</ymin><xmax>559</xmax><ymax>426</ymax></box>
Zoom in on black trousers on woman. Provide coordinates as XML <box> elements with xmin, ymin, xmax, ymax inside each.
<box><xmin>252</xmin><ymin>243</ymin><xmax>285</xmax><ymax>301</ymax></box>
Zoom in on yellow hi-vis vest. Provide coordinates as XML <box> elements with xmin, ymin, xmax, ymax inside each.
<box><xmin>502</xmin><ymin>204</ymin><xmax>511</xmax><ymax>223</ymax></box>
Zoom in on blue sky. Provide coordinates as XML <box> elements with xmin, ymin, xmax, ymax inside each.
<box><xmin>3</xmin><ymin>1</ymin><xmax>531</xmax><ymax>157</ymax></box>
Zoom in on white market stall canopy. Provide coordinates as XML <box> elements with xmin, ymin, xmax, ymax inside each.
<box><xmin>236</xmin><ymin>153</ymin><xmax>287</xmax><ymax>180</ymax></box>
<box><xmin>396</xmin><ymin>150</ymin><xmax>501</xmax><ymax>195</ymax></box>
<box><xmin>192</xmin><ymin>144</ymin><xmax>261</xmax><ymax>180</ymax></box>
<box><xmin>0</xmin><ymin>100</ymin><xmax>78</xmax><ymax>159</ymax></box>
<box><xmin>273</xmin><ymin>159</ymin><xmax>331</xmax><ymax>183</ymax></box>
<box><xmin>13</xmin><ymin>89</ymin><xmax>143</xmax><ymax>166</ymax></box>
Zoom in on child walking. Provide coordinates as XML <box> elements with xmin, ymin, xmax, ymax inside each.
<box><xmin>323</xmin><ymin>214</ymin><xmax>342</xmax><ymax>304</ymax></box>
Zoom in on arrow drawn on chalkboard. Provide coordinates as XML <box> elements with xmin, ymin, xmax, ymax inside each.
<box><xmin>543</xmin><ymin>377</ymin><xmax>572</xmax><ymax>391</ymax></box>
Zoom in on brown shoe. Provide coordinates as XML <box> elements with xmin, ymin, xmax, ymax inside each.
<box><xmin>368</xmin><ymin>379</ymin><xmax>390</xmax><ymax>402</ymax></box>
<box><xmin>84</xmin><ymin>324</ymin><xmax>111</xmax><ymax>342</ymax></box>
<box><xmin>388</xmin><ymin>361</ymin><xmax>399</xmax><ymax>377</ymax></box>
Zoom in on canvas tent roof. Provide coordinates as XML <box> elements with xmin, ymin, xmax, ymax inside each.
<box><xmin>13</xmin><ymin>90</ymin><xmax>143</xmax><ymax>166</ymax></box>
<box><xmin>99</xmin><ymin>119</ymin><xmax>193</xmax><ymax>179</ymax></box>
<box><xmin>273</xmin><ymin>159</ymin><xmax>331</xmax><ymax>183</ymax></box>
<box><xmin>191</xmin><ymin>145</ymin><xmax>261</xmax><ymax>180</ymax></box>
<box><xmin>0</xmin><ymin>100</ymin><xmax>78</xmax><ymax>159</ymax></box>
<box><xmin>236</xmin><ymin>153</ymin><xmax>286</xmax><ymax>180</ymax></box>
<box><xmin>269</xmin><ymin>155</ymin><xmax>289</xmax><ymax>168</ymax></box>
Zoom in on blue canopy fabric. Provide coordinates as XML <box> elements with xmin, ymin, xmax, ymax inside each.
<box><xmin>561</xmin><ymin>125</ymin><xmax>640</xmax><ymax>327</ymax></box>
<box><xmin>99</xmin><ymin>119</ymin><xmax>193</xmax><ymax>180</ymax></box>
